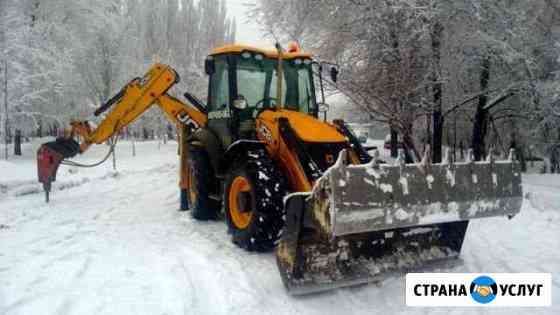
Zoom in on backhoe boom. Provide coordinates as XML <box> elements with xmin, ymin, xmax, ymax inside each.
<box><xmin>37</xmin><ymin>63</ymin><xmax>207</xmax><ymax>202</ymax></box>
<box><xmin>72</xmin><ymin>63</ymin><xmax>206</xmax><ymax>151</ymax></box>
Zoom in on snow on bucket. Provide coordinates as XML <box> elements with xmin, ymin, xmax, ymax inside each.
<box><xmin>318</xmin><ymin>148</ymin><xmax>523</xmax><ymax>237</ymax></box>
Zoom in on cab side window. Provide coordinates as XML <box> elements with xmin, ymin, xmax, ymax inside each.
<box><xmin>209</xmin><ymin>58</ymin><xmax>229</xmax><ymax>111</ymax></box>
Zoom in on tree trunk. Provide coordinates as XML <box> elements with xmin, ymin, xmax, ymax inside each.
<box><xmin>167</xmin><ymin>124</ymin><xmax>174</xmax><ymax>140</ymax></box>
<box><xmin>425</xmin><ymin>113</ymin><xmax>431</xmax><ymax>153</ymax></box>
<box><xmin>390</xmin><ymin>126</ymin><xmax>398</xmax><ymax>158</ymax></box>
<box><xmin>471</xmin><ymin>57</ymin><xmax>490</xmax><ymax>161</ymax></box>
<box><xmin>3</xmin><ymin>59</ymin><xmax>8</xmax><ymax>160</ymax></box>
<box><xmin>37</xmin><ymin>120</ymin><xmax>42</xmax><ymax>138</ymax></box>
<box><xmin>432</xmin><ymin>110</ymin><xmax>443</xmax><ymax>162</ymax></box>
<box><xmin>543</xmin><ymin>123</ymin><xmax>551</xmax><ymax>172</ymax></box>
<box><xmin>403</xmin><ymin>132</ymin><xmax>419</xmax><ymax>163</ymax></box>
<box><xmin>431</xmin><ymin>22</ymin><xmax>444</xmax><ymax>163</ymax></box>
<box><xmin>389</xmin><ymin>22</ymin><xmax>400</xmax><ymax>160</ymax></box>
<box><xmin>510</xmin><ymin>139</ymin><xmax>527</xmax><ymax>173</ymax></box>
<box><xmin>14</xmin><ymin>129</ymin><xmax>21</xmax><ymax>156</ymax></box>
<box><xmin>453</xmin><ymin>113</ymin><xmax>457</xmax><ymax>162</ymax></box>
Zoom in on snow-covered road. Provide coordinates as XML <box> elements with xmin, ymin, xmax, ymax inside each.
<box><xmin>1</xmin><ymin>140</ymin><xmax>559</xmax><ymax>314</ymax></box>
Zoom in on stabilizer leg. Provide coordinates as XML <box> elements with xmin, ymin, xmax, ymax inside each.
<box><xmin>180</xmin><ymin>188</ymin><xmax>189</xmax><ymax>211</ymax></box>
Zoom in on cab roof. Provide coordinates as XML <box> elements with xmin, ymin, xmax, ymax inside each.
<box><xmin>210</xmin><ymin>44</ymin><xmax>313</xmax><ymax>59</ymax></box>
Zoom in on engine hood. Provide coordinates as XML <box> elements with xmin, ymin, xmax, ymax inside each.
<box><xmin>258</xmin><ymin>109</ymin><xmax>346</xmax><ymax>143</ymax></box>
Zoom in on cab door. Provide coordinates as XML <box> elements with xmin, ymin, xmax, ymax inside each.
<box><xmin>206</xmin><ymin>55</ymin><xmax>234</xmax><ymax>147</ymax></box>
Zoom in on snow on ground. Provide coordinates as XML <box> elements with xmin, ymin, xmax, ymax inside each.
<box><xmin>1</xmin><ymin>140</ymin><xmax>559</xmax><ymax>314</ymax></box>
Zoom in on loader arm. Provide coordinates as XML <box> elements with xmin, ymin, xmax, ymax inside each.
<box><xmin>37</xmin><ymin>63</ymin><xmax>207</xmax><ymax>201</ymax></box>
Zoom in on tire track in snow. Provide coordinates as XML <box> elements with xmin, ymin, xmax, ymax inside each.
<box><xmin>3</xmin><ymin>152</ymin><xmax>560</xmax><ymax>314</ymax></box>
<box><xmin>54</xmin><ymin>299</ymin><xmax>73</xmax><ymax>315</ymax></box>
<box><xmin>75</xmin><ymin>256</ymin><xmax>92</xmax><ymax>279</ymax></box>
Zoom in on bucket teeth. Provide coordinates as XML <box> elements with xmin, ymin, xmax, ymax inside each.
<box><xmin>277</xmin><ymin>216</ymin><xmax>469</xmax><ymax>295</ymax></box>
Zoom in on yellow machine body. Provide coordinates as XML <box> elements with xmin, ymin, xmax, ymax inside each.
<box><xmin>37</xmin><ymin>44</ymin><xmax>523</xmax><ymax>296</ymax></box>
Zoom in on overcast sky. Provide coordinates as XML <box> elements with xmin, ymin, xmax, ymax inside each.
<box><xmin>224</xmin><ymin>0</ymin><xmax>270</xmax><ymax>47</ymax></box>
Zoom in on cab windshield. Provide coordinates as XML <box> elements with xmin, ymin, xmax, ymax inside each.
<box><xmin>235</xmin><ymin>53</ymin><xmax>316</xmax><ymax>114</ymax></box>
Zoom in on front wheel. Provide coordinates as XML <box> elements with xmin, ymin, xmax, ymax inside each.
<box><xmin>224</xmin><ymin>150</ymin><xmax>287</xmax><ymax>252</ymax></box>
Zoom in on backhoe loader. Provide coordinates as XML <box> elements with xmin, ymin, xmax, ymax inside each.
<box><xmin>37</xmin><ymin>43</ymin><xmax>523</xmax><ymax>295</ymax></box>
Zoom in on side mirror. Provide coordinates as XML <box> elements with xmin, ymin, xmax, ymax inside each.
<box><xmin>233</xmin><ymin>96</ymin><xmax>248</xmax><ymax>110</ymax></box>
<box><xmin>318</xmin><ymin>103</ymin><xmax>329</xmax><ymax>113</ymax></box>
<box><xmin>204</xmin><ymin>58</ymin><xmax>215</xmax><ymax>75</ymax></box>
<box><xmin>330</xmin><ymin>67</ymin><xmax>339</xmax><ymax>83</ymax></box>
<box><xmin>358</xmin><ymin>135</ymin><xmax>368</xmax><ymax>144</ymax></box>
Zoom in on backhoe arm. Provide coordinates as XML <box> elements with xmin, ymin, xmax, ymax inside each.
<box><xmin>37</xmin><ymin>63</ymin><xmax>208</xmax><ymax>202</ymax></box>
<box><xmin>71</xmin><ymin>63</ymin><xmax>207</xmax><ymax>153</ymax></box>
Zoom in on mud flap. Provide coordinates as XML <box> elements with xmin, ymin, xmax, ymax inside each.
<box><xmin>276</xmin><ymin>148</ymin><xmax>523</xmax><ymax>295</ymax></box>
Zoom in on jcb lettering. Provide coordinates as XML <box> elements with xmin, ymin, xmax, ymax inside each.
<box><xmin>177</xmin><ymin>112</ymin><xmax>200</xmax><ymax>131</ymax></box>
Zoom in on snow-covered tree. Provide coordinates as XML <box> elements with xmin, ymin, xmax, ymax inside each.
<box><xmin>0</xmin><ymin>0</ymin><xmax>235</xmax><ymax>158</ymax></box>
<box><xmin>253</xmin><ymin>0</ymin><xmax>560</xmax><ymax>165</ymax></box>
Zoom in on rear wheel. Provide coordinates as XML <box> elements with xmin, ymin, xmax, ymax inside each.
<box><xmin>224</xmin><ymin>150</ymin><xmax>287</xmax><ymax>252</ymax></box>
<box><xmin>187</xmin><ymin>146</ymin><xmax>221</xmax><ymax>220</ymax></box>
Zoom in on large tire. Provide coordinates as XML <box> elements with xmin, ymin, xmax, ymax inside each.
<box><xmin>188</xmin><ymin>147</ymin><xmax>221</xmax><ymax>220</ymax></box>
<box><xmin>224</xmin><ymin>149</ymin><xmax>287</xmax><ymax>252</ymax></box>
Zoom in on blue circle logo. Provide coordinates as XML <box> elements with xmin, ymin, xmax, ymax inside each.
<box><xmin>470</xmin><ymin>276</ymin><xmax>498</xmax><ymax>304</ymax></box>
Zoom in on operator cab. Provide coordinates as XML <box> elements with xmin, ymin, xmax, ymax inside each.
<box><xmin>204</xmin><ymin>44</ymin><xmax>318</xmax><ymax>145</ymax></box>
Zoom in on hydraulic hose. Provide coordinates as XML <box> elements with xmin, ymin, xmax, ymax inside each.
<box><xmin>60</xmin><ymin>135</ymin><xmax>118</xmax><ymax>168</ymax></box>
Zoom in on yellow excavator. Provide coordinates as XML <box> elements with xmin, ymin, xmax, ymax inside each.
<box><xmin>37</xmin><ymin>43</ymin><xmax>523</xmax><ymax>295</ymax></box>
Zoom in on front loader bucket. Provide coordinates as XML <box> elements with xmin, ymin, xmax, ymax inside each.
<box><xmin>276</xmin><ymin>149</ymin><xmax>523</xmax><ymax>295</ymax></box>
